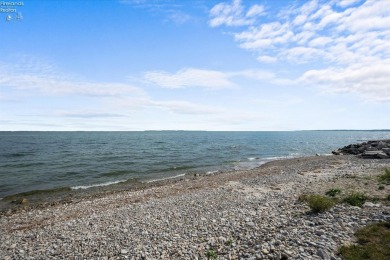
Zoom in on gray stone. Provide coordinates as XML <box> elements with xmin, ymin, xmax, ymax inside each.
<box><xmin>377</xmin><ymin>141</ymin><xmax>387</xmax><ymax>149</ymax></box>
<box><xmin>332</xmin><ymin>150</ymin><xmax>342</xmax><ymax>155</ymax></box>
<box><xmin>377</xmin><ymin>152</ymin><xmax>389</xmax><ymax>159</ymax></box>
<box><xmin>358</xmin><ymin>146</ymin><xmax>366</xmax><ymax>153</ymax></box>
<box><xmin>317</xmin><ymin>249</ymin><xmax>331</xmax><ymax>260</ymax></box>
<box><xmin>348</xmin><ymin>148</ymin><xmax>359</xmax><ymax>154</ymax></box>
<box><xmin>281</xmin><ymin>251</ymin><xmax>291</xmax><ymax>260</ymax></box>
<box><xmin>363</xmin><ymin>202</ymin><xmax>380</xmax><ymax>207</ymax></box>
<box><xmin>362</xmin><ymin>150</ymin><xmax>388</xmax><ymax>159</ymax></box>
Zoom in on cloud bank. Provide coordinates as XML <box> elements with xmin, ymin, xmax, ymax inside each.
<box><xmin>210</xmin><ymin>0</ymin><xmax>390</xmax><ymax>102</ymax></box>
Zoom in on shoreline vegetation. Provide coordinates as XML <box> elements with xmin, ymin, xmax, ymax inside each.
<box><xmin>1</xmin><ymin>148</ymin><xmax>390</xmax><ymax>258</ymax></box>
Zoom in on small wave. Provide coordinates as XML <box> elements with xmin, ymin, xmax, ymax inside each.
<box><xmin>160</xmin><ymin>165</ymin><xmax>194</xmax><ymax>172</ymax></box>
<box><xmin>206</xmin><ymin>170</ymin><xmax>218</xmax><ymax>175</ymax></box>
<box><xmin>71</xmin><ymin>180</ymin><xmax>127</xmax><ymax>190</ymax></box>
<box><xmin>8</xmin><ymin>162</ymin><xmax>46</xmax><ymax>168</ymax></box>
<box><xmin>263</xmin><ymin>155</ymin><xmax>297</xmax><ymax>161</ymax></box>
<box><xmin>145</xmin><ymin>173</ymin><xmax>186</xmax><ymax>183</ymax></box>
<box><xmin>100</xmin><ymin>170</ymin><xmax>131</xmax><ymax>177</ymax></box>
<box><xmin>3</xmin><ymin>152</ymin><xmax>29</xmax><ymax>158</ymax></box>
<box><xmin>234</xmin><ymin>160</ymin><xmax>268</xmax><ymax>170</ymax></box>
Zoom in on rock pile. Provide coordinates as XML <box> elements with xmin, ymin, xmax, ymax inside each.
<box><xmin>332</xmin><ymin>140</ymin><xmax>390</xmax><ymax>159</ymax></box>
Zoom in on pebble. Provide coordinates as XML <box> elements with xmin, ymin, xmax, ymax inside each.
<box><xmin>0</xmin><ymin>156</ymin><xmax>389</xmax><ymax>259</ymax></box>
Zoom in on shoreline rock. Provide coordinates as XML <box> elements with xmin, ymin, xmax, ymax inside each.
<box><xmin>332</xmin><ymin>139</ymin><xmax>390</xmax><ymax>159</ymax></box>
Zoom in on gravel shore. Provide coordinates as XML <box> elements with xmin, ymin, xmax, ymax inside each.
<box><xmin>1</xmin><ymin>155</ymin><xmax>390</xmax><ymax>260</ymax></box>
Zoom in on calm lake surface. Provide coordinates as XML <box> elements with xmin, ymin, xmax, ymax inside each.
<box><xmin>1</xmin><ymin>131</ymin><xmax>390</xmax><ymax>198</ymax></box>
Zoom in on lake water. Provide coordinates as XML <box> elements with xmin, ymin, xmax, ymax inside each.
<box><xmin>1</xmin><ymin>131</ymin><xmax>390</xmax><ymax>198</ymax></box>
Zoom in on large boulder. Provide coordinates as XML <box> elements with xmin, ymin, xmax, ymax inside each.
<box><xmin>361</xmin><ymin>151</ymin><xmax>389</xmax><ymax>159</ymax></box>
<box><xmin>332</xmin><ymin>139</ymin><xmax>390</xmax><ymax>159</ymax></box>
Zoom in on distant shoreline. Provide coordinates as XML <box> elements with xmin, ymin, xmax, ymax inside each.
<box><xmin>1</xmin><ymin>129</ymin><xmax>390</xmax><ymax>132</ymax></box>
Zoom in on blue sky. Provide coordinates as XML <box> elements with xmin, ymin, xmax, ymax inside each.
<box><xmin>0</xmin><ymin>0</ymin><xmax>389</xmax><ymax>130</ymax></box>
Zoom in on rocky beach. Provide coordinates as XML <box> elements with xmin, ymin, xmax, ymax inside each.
<box><xmin>1</xmin><ymin>153</ymin><xmax>390</xmax><ymax>259</ymax></box>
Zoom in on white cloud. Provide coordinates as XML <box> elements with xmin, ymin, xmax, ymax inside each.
<box><xmin>151</xmin><ymin>100</ymin><xmax>225</xmax><ymax>115</ymax></box>
<box><xmin>235</xmin><ymin>22</ymin><xmax>293</xmax><ymax>51</ymax></box>
<box><xmin>143</xmin><ymin>68</ymin><xmax>293</xmax><ymax>89</ymax></box>
<box><xmin>56</xmin><ymin>111</ymin><xmax>127</xmax><ymax>118</ymax></box>
<box><xmin>257</xmin><ymin>55</ymin><xmax>277</xmax><ymax>63</ymax></box>
<box><xmin>282</xmin><ymin>47</ymin><xmax>331</xmax><ymax>63</ymax></box>
<box><xmin>144</xmin><ymin>68</ymin><xmax>235</xmax><ymax>89</ymax></box>
<box><xmin>300</xmin><ymin>0</ymin><xmax>319</xmax><ymax>16</ymax></box>
<box><xmin>209</xmin><ymin>0</ymin><xmax>265</xmax><ymax>27</ymax></box>
<box><xmin>337</xmin><ymin>0</ymin><xmax>362</xmax><ymax>8</ymax></box>
<box><xmin>167</xmin><ymin>10</ymin><xmax>191</xmax><ymax>24</ymax></box>
<box><xmin>0</xmin><ymin>59</ymin><xmax>144</xmax><ymax>97</ymax></box>
<box><xmin>226</xmin><ymin>0</ymin><xmax>390</xmax><ymax>64</ymax></box>
<box><xmin>246</xmin><ymin>5</ymin><xmax>265</xmax><ymax>18</ymax></box>
<box><xmin>300</xmin><ymin>61</ymin><xmax>390</xmax><ymax>102</ymax></box>
<box><xmin>119</xmin><ymin>0</ymin><xmax>193</xmax><ymax>25</ymax></box>
<box><xmin>252</xmin><ymin>97</ymin><xmax>303</xmax><ymax>106</ymax></box>
<box><xmin>337</xmin><ymin>1</ymin><xmax>390</xmax><ymax>32</ymax></box>
<box><xmin>1</xmin><ymin>57</ymin><xmax>249</xmax><ymax>129</ymax></box>
<box><xmin>229</xmin><ymin>69</ymin><xmax>275</xmax><ymax>81</ymax></box>
<box><xmin>293</xmin><ymin>14</ymin><xmax>307</xmax><ymax>25</ymax></box>
<box><xmin>209</xmin><ymin>0</ymin><xmax>390</xmax><ymax>102</ymax></box>
<box><xmin>308</xmin><ymin>36</ymin><xmax>332</xmax><ymax>47</ymax></box>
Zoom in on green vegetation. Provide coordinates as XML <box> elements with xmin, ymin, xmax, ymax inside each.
<box><xmin>298</xmin><ymin>194</ymin><xmax>309</xmax><ymax>202</ymax></box>
<box><xmin>205</xmin><ymin>249</ymin><xmax>218</xmax><ymax>260</ymax></box>
<box><xmin>325</xmin><ymin>188</ymin><xmax>341</xmax><ymax>197</ymax></box>
<box><xmin>343</xmin><ymin>192</ymin><xmax>367</xmax><ymax>207</ymax></box>
<box><xmin>302</xmin><ymin>194</ymin><xmax>335</xmax><ymax>213</ymax></box>
<box><xmin>378</xmin><ymin>168</ymin><xmax>390</xmax><ymax>185</ymax></box>
<box><xmin>338</xmin><ymin>221</ymin><xmax>390</xmax><ymax>260</ymax></box>
<box><xmin>225</xmin><ymin>239</ymin><xmax>233</xmax><ymax>246</ymax></box>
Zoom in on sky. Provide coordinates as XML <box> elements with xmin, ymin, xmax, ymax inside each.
<box><xmin>0</xmin><ymin>0</ymin><xmax>389</xmax><ymax>131</ymax></box>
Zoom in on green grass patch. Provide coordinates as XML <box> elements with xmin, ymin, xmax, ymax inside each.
<box><xmin>343</xmin><ymin>192</ymin><xmax>367</xmax><ymax>207</ymax></box>
<box><xmin>325</xmin><ymin>188</ymin><xmax>341</xmax><ymax>197</ymax></box>
<box><xmin>302</xmin><ymin>194</ymin><xmax>335</xmax><ymax>213</ymax></box>
<box><xmin>225</xmin><ymin>239</ymin><xmax>233</xmax><ymax>246</ymax></box>
<box><xmin>338</xmin><ymin>221</ymin><xmax>390</xmax><ymax>260</ymax></box>
<box><xmin>205</xmin><ymin>249</ymin><xmax>217</xmax><ymax>260</ymax></box>
<box><xmin>378</xmin><ymin>168</ymin><xmax>390</xmax><ymax>185</ymax></box>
